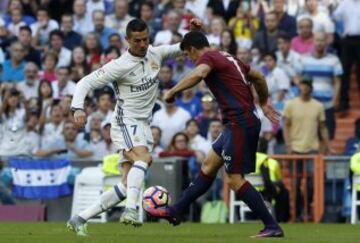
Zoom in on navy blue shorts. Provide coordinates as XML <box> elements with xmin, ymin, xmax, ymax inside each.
<box><xmin>212</xmin><ymin>121</ymin><xmax>261</xmax><ymax>174</ymax></box>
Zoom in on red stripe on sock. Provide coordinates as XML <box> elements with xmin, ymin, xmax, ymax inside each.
<box><xmin>199</xmin><ymin>170</ymin><xmax>214</xmax><ymax>182</ymax></box>
<box><xmin>236</xmin><ymin>181</ymin><xmax>251</xmax><ymax>198</ymax></box>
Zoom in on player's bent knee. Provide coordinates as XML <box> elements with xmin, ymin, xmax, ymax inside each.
<box><xmin>227</xmin><ymin>175</ymin><xmax>247</xmax><ymax>191</ymax></box>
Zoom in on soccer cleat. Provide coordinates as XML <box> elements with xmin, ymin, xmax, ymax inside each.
<box><xmin>145</xmin><ymin>206</ymin><xmax>181</xmax><ymax>226</ymax></box>
<box><xmin>120</xmin><ymin>208</ymin><xmax>143</xmax><ymax>227</ymax></box>
<box><xmin>250</xmin><ymin>227</ymin><xmax>284</xmax><ymax>238</ymax></box>
<box><xmin>66</xmin><ymin>215</ymin><xmax>88</xmax><ymax>236</ymax></box>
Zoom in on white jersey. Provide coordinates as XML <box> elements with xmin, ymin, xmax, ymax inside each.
<box><xmin>71</xmin><ymin>44</ymin><xmax>181</xmax><ymax>125</ymax></box>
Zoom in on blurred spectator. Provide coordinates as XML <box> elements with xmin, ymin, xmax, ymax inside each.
<box><xmin>23</xmin><ymin>111</ymin><xmax>41</xmax><ymax>156</ymax></box>
<box><xmin>17</xmin><ymin>62</ymin><xmax>39</xmax><ymax>100</ymax></box>
<box><xmin>154</xmin><ymin>10</ymin><xmax>185</xmax><ymax>46</ymax></box>
<box><xmin>70</xmin><ymin>46</ymin><xmax>90</xmax><ymax>83</ymax></box>
<box><xmin>18</xmin><ymin>26</ymin><xmax>41</xmax><ymax>67</ymax></box>
<box><xmin>236</xmin><ymin>46</ymin><xmax>251</xmax><ymax>64</ymax></box>
<box><xmin>253</xmin><ymin>11</ymin><xmax>283</xmax><ymax>55</ymax></box>
<box><xmin>185</xmin><ymin>119</ymin><xmax>211</xmax><ymax>157</ymax></box>
<box><xmin>256</xmin><ymin>105</ymin><xmax>275</xmax><ymax>154</ymax></box>
<box><xmin>101</xmin><ymin>45</ymin><xmax>121</xmax><ymax>64</ymax></box>
<box><xmin>39</xmin><ymin>51</ymin><xmax>58</xmax><ymax>82</ymax></box>
<box><xmin>152</xmin><ymin>98</ymin><xmax>191</xmax><ymax>148</ymax></box>
<box><xmin>176</xmin><ymin>88</ymin><xmax>202</xmax><ymax>118</ymax></box>
<box><xmin>299</xmin><ymin>0</ymin><xmax>335</xmax><ymax>45</ymax></box>
<box><xmin>72</xmin><ymin>0</ymin><xmax>93</xmax><ymax>36</ymax></box>
<box><xmin>228</xmin><ymin>3</ymin><xmax>259</xmax><ymax>49</ymax></box>
<box><xmin>40</xmin><ymin>101</ymin><xmax>64</xmax><ymax>146</ymax></box>
<box><xmin>105</xmin><ymin>0</ymin><xmax>134</xmax><ymax>38</ymax></box>
<box><xmin>283</xmin><ymin>77</ymin><xmax>330</xmax><ymax>155</ymax></box>
<box><xmin>195</xmin><ymin>94</ymin><xmax>220</xmax><ymax>138</ymax></box>
<box><xmin>272</xmin><ymin>0</ymin><xmax>297</xmax><ymax>38</ymax></box>
<box><xmin>37</xmin><ymin>119</ymin><xmax>93</xmax><ymax>159</ymax></box>
<box><xmin>206</xmin><ymin>16</ymin><xmax>226</xmax><ymax>46</ymax></box>
<box><xmin>276</xmin><ymin>33</ymin><xmax>301</xmax><ymax>82</ymax></box>
<box><xmin>3</xmin><ymin>0</ymin><xmax>35</xmax><ymax>26</ymax></box>
<box><xmin>206</xmin><ymin>118</ymin><xmax>223</xmax><ymax>143</ymax></box>
<box><xmin>30</xmin><ymin>8</ymin><xmax>59</xmax><ymax>49</ymax></box>
<box><xmin>61</xmin><ymin>14</ymin><xmax>83</xmax><ymax>51</ymax></box>
<box><xmin>151</xmin><ymin>126</ymin><xmax>164</xmax><ymax>158</ymax></box>
<box><xmin>295</xmin><ymin>32</ymin><xmax>343</xmax><ymax>140</ymax></box>
<box><xmin>159</xmin><ymin>132</ymin><xmax>193</xmax><ymax>157</ymax></box>
<box><xmin>207</xmin><ymin>0</ymin><xmax>239</xmax><ymax>23</ymax></box>
<box><xmin>185</xmin><ymin>0</ymin><xmax>208</xmax><ymax>21</ymax></box>
<box><xmin>6</xmin><ymin>8</ymin><xmax>26</xmax><ymax>37</ymax></box>
<box><xmin>170</xmin><ymin>55</ymin><xmax>192</xmax><ymax>83</ymax></box>
<box><xmin>158</xmin><ymin>64</ymin><xmax>176</xmax><ymax>91</ymax></box>
<box><xmin>107</xmin><ymin>33</ymin><xmax>124</xmax><ymax>53</ymax></box>
<box><xmin>344</xmin><ymin>118</ymin><xmax>360</xmax><ymax>156</ymax></box>
<box><xmin>291</xmin><ymin>17</ymin><xmax>314</xmax><ymax>55</ymax></box>
<box><xmin>1</xmin><ymin>41</ymin><xmax>25</xmax><ymax>83</ymax></box>
<box><xmin>0</xmin><ymin>87</ymin><xmax>27</xmax><ymax>156</ymax></box>
<box><xmin>38</xmin><ymin>80</ymin><xmax>53</xmax><ymax>117</ymax></box>
<box><xmin>92</xmin><ymin>10</ymin><xmax>116</xmax><ymax>49</ymax></box>
<box><xmin>49</xmin><ymin>30</ymin><xmax>72</xmax><ymax>68</ymax></box>
<box><xmin>86</xmin><ymin>0</ymin><xmax>106</xmax><ymax>17</ymax></box>
<box><xmin>140</xmin><ymin>1</ymin><xmax>162</xmax><ymax>43</ymax></box>
<box><xmin>219</xmin><ymin>29</ymin><xmax>237</xmax><ymax>56</ymax></box>
<box><xmin>83</xmin><ymin>32</ymin><xmax>102</xmax><ymax>70</ymax></box>
<box><xmin>333</xmin><ymin>0</ymin><xmax>360</xmax><ymax>113</ymax></box>
<box><xmin>60</xmin><ymin>94</ymin><xmax>73</xmax><ymax>120</ymax></box>
<box><xmin>52</xmin><ymin>66</ymin><xmax>76</xmax><ymax>99</ymax></box>
<box><xmin>0</xmin><ymin>18</ymin><xmax>13</xmax><ymax>52</ymax></box>
<box><xmin>263</xmin><ymin>52</ymin><xmax>290</xmax><ymax>112</ymax></box>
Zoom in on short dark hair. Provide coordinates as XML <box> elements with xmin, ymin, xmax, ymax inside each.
<box><xmin>263</xmin><ymin>52</ymin><xmax>277</xmax><ymax>62</ymax></box>
<box><xmin>277</xmin><ymin>32</ymin><xmax>291</xmax><ymax>42</ymax></box>
<box><xmin>180</xmin><ymin>31</ymin><xmax>210</xmax><ymax>51</ymax></box>
<box><xmin>50</xmin><ymin>30</ymin><xmax>64</xmax><ymax>40</ymax></box>
<box><xmin>126</xmin><ymin>18</ymin><xmax>148</xmax><ymax>37</ymax></box>
<box><xmin>19</xmin><ymin>25</ymin><xmax>32</xmax><ymax>34</ymax></box>
<box><xmin>185</xmin><ymin>118</ymin><xmax>198</xmax><ymax>128</ymax></box>
<box><xmin>141</xmin><ymin>1</ymin><xmax>154</xmax><ymax>10</ymax></box>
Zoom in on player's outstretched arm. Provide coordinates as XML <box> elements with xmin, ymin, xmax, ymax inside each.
<box><xmin>164</xmin><ymin>64</ymin><xmax>211</xmax><ymax>103</ymax></box>
<box><xmin>247</xmin><ymin>68</ymin><xmax>269</xmax><ymax>106</ymax></box>
<box><xmin>71</xmin><ymin>60</ymin><xmax>124</xmax><ymax>128</ymax></box>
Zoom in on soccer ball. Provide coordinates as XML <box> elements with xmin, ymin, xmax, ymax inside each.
<box><xmin>142</xmin><ymin>186</ymin><xmax>171</xmax><ymax>211</ymax></box>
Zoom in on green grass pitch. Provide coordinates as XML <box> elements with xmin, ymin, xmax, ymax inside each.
<box><xmin>0</xmin><ymin>223</ymin><xmax>359</xmax><ymax>243</ymax></box>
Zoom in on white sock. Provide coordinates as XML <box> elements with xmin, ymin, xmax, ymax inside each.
<box><xmin>126</xmin><ymin>160</ymin><xmax>148</xmax><ymax>210</ymax></box>
<box><xmin>78</xmin><ymin>182</ymin><xmax>126</xmax><ymax>221</ymax></box>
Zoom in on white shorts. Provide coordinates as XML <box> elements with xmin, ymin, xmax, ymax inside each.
<box><xmin>111</xmin><ymin>117</ymin><xmax>153</xmax><ymax>164</ymax></box>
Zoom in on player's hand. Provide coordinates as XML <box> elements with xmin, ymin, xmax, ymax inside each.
<box><xmin>163</xmin><ymin>90</ymin><xmax>176</xmax><ymax>103</ymax></box>
<box><xmin>190</xmin><ymin>18</ymin><xmax>202</xmax><ymax>31</ymax></box>
<box><xmin>73</xmin><ymin>109</ymin><xmax>87</xmax><ymax>129</ymax></box>
<box><xmin>261</xmin><ymin>104</ymin><xmax>280</xmax><ymax>124</ymax></box>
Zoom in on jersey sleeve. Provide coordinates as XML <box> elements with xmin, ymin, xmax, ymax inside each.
<box><xmin>71</xmin><ymin>59</ymin><xmax>125</xmax><ymax>109</ymax></box>
<box><xmin>153</xmin><ymin>43</ymin><xmax>182</xmax><ymax>61</ymax></box>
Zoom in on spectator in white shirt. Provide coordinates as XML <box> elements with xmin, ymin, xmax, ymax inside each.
<box><xmin>206</xmin><ymin>16</ymin><xmax>226</xmax><ymax>46</ymax></box>
<box><xmin>86</xmin><ymin>0</ymin><xmax>105</xmax><ymax>17</ymax></box>
<box><xmin>298</xmin><ymin>0</ymin><xmax>334</xmax><ymax>45</ymax></box>
<box><xmin>333</xmin><ymin>0</ymin><xmax>360</xmax><ymax>113</ymax></box>
<box><xmin>49</xmin><ymin>30</ymin><xmax>72</xmax><ymax>68</ymax></box>
<box><xmin>31</xmin><ymin>8</ymin><xmax>59</xmax><ymax>49</ymax></box>
<box><xmin>17</xmin><ymin>62</ymin><xmax>40</xmax><ymax>100</ymax></box>
<box><xmin>276</xmin><ymin>33</ymin><xmax>301</xmax><ymax>83</ymax></box>
<box><xmin>153</xmin><ymin>10</ymin><xmax>187</xmax><ymax>46</ymax></box>
<box><xmin>72</xmin><ymin>0</ymin><xmax>93</xmax><ymax>36</ymax></box>
<box><xmin>6</xmin><ymin>8</ymin><xmax>26</xmax><ymax>37</ymax></box>
<box><xmin>105</xmin><ymin>0</ymin><xmax>134</xmax><ymax>38</ymax></box>
<box><xmin>206</xmin><ymin>118</ymin><xmax>224</xmax><ymax>143</ymax></box>
<box><xmin>151</xmin><ymin>126</ymin><xmax>164</xmax><ymax>158</ymax></box>
<box><xmin>52</xmin><ymin>67</ymin><xmax>76</xmax><ymax>99</ymax></box>
<box><xmin>185</xmin><ymin>119</ymin><xmax>211</xmax><ymax>157</ymax></box>
<box><xmin>263</xmin><ymin>52</ymin><xmax>290</xmax><ymax>112</ymax></box>
<box><xmin>152</xmin><ymin>97</ymin><xmax>192</xmax><ymax>148</ymax></box>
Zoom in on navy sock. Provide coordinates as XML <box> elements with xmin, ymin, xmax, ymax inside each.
<box><xmin>172</xmin><ymin>170</ymin><xmax>215</xmax><ymax>214</ymax></box>
<box><xmin>237</xmin><ymin>181</ymin><xmax>278</xmax><ymax>228</ymax></box>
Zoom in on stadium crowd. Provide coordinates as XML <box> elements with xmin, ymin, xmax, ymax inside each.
<box><xmin>0</xmin><ymin>0</ymin><xmax>359</xmax><ymax>221</ymax></box>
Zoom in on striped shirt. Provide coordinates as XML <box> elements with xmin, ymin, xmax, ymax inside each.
<box><xmin>296</xmin><ymin>53</ymin><xmax>343</xmax><ymax>108</ymax></box>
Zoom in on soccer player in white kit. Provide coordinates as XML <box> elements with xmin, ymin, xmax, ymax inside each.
<box><xmin>67</xmin><ymin>18</ymin><xmax>201</xmax><ymax>236</ymax></box>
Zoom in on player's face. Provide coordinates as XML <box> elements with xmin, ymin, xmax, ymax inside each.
<box><xmin>126</xmin><ymin>30</ymin><xmax>149</xmax><ymax>57</ymax></box>
<box><xmin>183</xmin><ymin>47</ymin><xmax>198</xmax><ymax>62</ymax></box>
